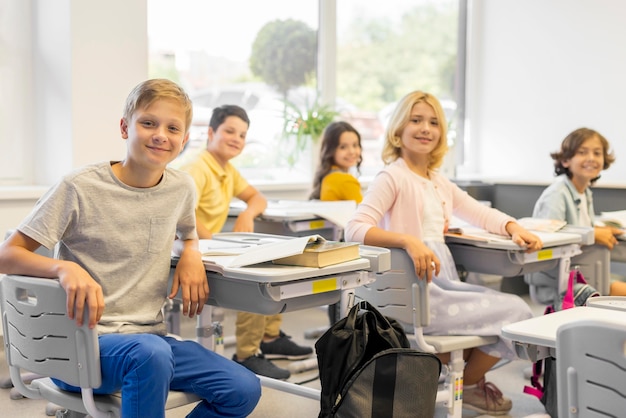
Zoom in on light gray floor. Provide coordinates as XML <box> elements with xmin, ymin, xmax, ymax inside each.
<box><xmin>1</xmin><ymin>298</ymin><xmax>551</xmax><ymax>418</ymax></box>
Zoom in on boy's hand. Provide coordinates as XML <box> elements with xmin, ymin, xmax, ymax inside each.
<box><xmin>232</xmin><ymin>211</ymin><xmax>256</xmax><ymax>233</ymax></box>
<box><xmin>595</xmin><ymin>226</ymin><xmax>620</xmax><ymax>249</ymax></box>
<box><xmin>169</xmin><ymin>246</ymin><xmax>208</xmax><ymax>318</ymax></box>
<box><xmin>57</xmin><ymin>261</ymin><xmax>105</xmax><ymax>329</ymax></box>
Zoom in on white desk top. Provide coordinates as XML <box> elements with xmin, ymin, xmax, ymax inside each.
<box><xmin>587</xmin><ymin>296</ymin><xmax>626</xmax><ymax>311</ymax></box>
<box><xmin>445</xmin><ymin>229</ymin><xmax>581</xmax><ymax>251</ymax></box>
<box><xmin>501</xmin><ymin>306</ymin><xmax>626</xmax><ymax>348</ymax></box>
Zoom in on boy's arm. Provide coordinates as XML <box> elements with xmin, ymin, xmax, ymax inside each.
<box><xmin>0</xmin><ymin>231</ymin><xmax>105</xmax><ymax>329</ymax></box>
<box><xmin>195</xmin><ymin>221</ymin><xmax>213</xmax><ymax>239</ymax></box>
<box><xmin>170</xmin><ymin>238</ymin><xmax>208</xmax><ymax>318</ymax></box>
<box><xmin>233</xmin><ymin>185</ymin><xmax>267</xmax><ymax>232</ymax></box>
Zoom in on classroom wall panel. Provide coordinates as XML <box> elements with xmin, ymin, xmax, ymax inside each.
<box><xmin>462</xmin><ymin>0</ymin><xmax>626</xmax><ymax>185</ymax></box>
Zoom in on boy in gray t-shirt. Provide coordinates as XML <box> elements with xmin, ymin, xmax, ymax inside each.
<box><xmin>0</xmin><ymin>79</ymin><xmax>261</xmax><ymax>417</ymax></box>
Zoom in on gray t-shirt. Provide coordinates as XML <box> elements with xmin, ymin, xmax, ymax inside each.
<box><xmin>19</xmin><ymin>161</ymin><xmax>198</xmax><ymax>335</ymax></box>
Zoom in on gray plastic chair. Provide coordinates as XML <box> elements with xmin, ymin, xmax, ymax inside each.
<box><xmin>0</xmin><ymin>274</ymin><xmax>201</xmax><ymax>418</ymax></box>
<box><xmin>556</xmin><ymin>318</ymin><xmax>626</xmax><ymax>418</ymax></box>
<box><xmin>0</xmin><ymin>230</ymin><xmax>55</xmax><ymax>402</ymax></box>
<box><xmin>354</xmin><ymin>249</ymin><xmax>498</xmax><ymax>418</ymax></box>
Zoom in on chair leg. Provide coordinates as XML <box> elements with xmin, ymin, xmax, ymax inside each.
<box><xmin>46</xmin><ymin>402</ymin><xmax>65</xmax><ymax>416</ymax></box>
<box><xmin>0</xmin><ymin>374</ymin><xmax>14</xmax><ymax>389</ymax></box>
<box><xmin>54</xmin><ymin>410</ymin><xmax>88</xmax><ymax>418</ymax></box>
<box><xmin>7</xmin><ymin>372</ymin><xmax>46</xmax><ymax>399</ymax></box>
<box><xmin>441</xmin><ymin>350</ymin><xmax>465</xmax><ymax>418</ymax></box>
<box><xmin>9</xmin><ymin>387</ymin><xmax>26</xmax><ymax>400</ymax></box>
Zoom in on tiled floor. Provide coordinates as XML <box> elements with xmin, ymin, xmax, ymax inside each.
<box><xmin>1</xmin><ymin>300</ymin><xmax>551</xmax><ymax>417</ymax></box>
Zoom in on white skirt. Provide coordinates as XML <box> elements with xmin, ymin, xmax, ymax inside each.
<box><xmin>423</xmin><ymin>240</ymin><xmax>533</xmax><ymax>360</ymax></box>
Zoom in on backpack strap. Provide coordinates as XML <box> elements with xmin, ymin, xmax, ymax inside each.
<box><xmin>370</xmin><ymin>352</ymin><xmax>397</xmax><ymax>417</ymax></box>
<box><xmin>561</xmin><ymin>270</ymin><xmax>577</xmax><ymax>310</ymax></box>
<box><xmin>522</xmin><ymin>304</ymin><xmax>555</xmax><ymax>399</ymax></box>
<box><xmin>523</xmin><ymin>359</ymin><xmax>544</xmax><ymax>399</ymax></box>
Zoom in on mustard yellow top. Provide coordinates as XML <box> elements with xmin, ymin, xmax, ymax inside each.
<box><xmin>180</xmin><ymin>150</ymin><xmax>249</xmax><ymax>233</ymax></box>
<box><xmin>320</xmin><ymin>168</ymin><xmax>363</xmax><ymax>203</ymax></box>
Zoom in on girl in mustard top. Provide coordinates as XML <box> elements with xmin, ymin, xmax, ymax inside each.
<box><xmin>310</xmin><ymin>121</ymin><xmax>363</xmax><ymax>325</ymax></box>
<box><xmin>310</xmin><ymin>121</ymin><xmax>363</xmax><ymax>203</ymax></box>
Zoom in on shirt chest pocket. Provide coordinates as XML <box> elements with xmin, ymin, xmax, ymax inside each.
<box><xmin>148</xmin><ymin>217</ymin><xmax>176</xmax><ymax>254</ymax></box>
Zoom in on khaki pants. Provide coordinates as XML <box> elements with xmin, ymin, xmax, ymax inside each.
<box><xmin>235</xmin><ymin>311</ymin><xmax>282</xmax><ymax>359</ymax></box>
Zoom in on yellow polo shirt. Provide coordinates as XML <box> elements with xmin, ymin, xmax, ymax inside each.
<box><xmin>181</xmin><ymin>150</ymin><xmax>249</xmax><ymax>233</ymax></box>
<box><xmin>320</xmin><ymin>168</ymin><xmax>363</xmax><ymax>203</ymax></box>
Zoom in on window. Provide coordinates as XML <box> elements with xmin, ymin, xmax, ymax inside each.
<box><xmin>148</xmin><ymin>0</ymin><xmax>320</xmax><ymax>183</ymax></box>
<box><xmin>336</xmin><ymin>0</ymin><xmax>462</xmax><ymax>178</ymax></box>
<box><xmin>1</xmin><ymin>1</ymin><xmax>463</xmax><ymax>187</ymax></box>
<box><xmin>149</xmin><ymin>0</ymin><xmax>464</xmax><ymax>185</ymax></box>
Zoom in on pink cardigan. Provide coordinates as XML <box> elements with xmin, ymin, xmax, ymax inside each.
<box><xmin>345</xmin><ymin>158</ymin><xmax>514</xmax><ymax>243</ymax></box>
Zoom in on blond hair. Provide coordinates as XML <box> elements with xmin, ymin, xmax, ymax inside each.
<box><xmin>123</xmin><ymin>79</ymin><xmax>193</xmax><ymax>132</ymax></box>
<box><xmin>381</xmin><ymin>91</ymin><xmax>449</xmax><ymax>169</ymax></box>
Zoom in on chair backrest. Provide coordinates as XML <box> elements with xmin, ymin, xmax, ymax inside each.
<box><xmin>556</xmin><ymin>318</ymin><xmax>626</xmax><ymax>418</ymax></box>
<box><xmin>355</xmin><ymin>248</ymin><xmax>429</xmax><ymax>329</ymax></box>
<box><xmin>0</xmin><ymin>274</ymin><xmax>102</xmax><ymax>395</ymax></box>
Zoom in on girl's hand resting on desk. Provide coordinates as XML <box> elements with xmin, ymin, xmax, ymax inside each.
<box><xmin>595</xmin><ymin>226</ymin><xmax>621</xmax><ymax>250</ymax></box>
<box><xmin>505</xmin><ymin>222</ymin><xmax>543</xmax><ymax>252</ymax></box>
<box><xmin>405</xmin><ymin>236</ymin><xmax>440</xmax><ymax>283</ymax></box>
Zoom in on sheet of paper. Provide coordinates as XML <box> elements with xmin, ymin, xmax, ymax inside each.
<box><xmin>261</xmin><ymin>200</ymin><xmax>357</xmax><ymax>228</ymax></box>
<box><xmin>227</xmin><ymin>235</ymin><xmax>318</xmax><ymax>268</ymax></box>
<box><xmin>516</xmin><ymin>217</ymin><xmax>567</xmax><ymax>233</ymax></box>
<box><xmin>446</xmin><ymin>225</ymin><xmax>511</xmax><ymax>243</ymax></box>
<box><xmin>198</xmin><ymin>239</ymin><xmax>250</xmax><ymax>256</ymax></box>
<box><xmin>599</xmin><ymin>210</ymin><xmax>626</xmax><ymax>227</ymax></box>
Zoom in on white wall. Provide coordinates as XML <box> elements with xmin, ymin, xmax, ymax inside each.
<box><xmin>0</xmin><ymin>0</ymin><xmax>148</xmax><ymax>238</ymax></box>
<box><xmin>34</xmin><ymin>0</ymin><xmax>147</xmax><ymax>184</ymax></box>
<box><xmin>462</xmin><ymin>0</ymin><xmax>626</xmax><ymax>185</ymax></box>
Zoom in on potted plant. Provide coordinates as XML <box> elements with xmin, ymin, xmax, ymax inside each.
<box><xmin>281</xmin><ymin>95</ymin><xmax>339</xmax><ymax>167</ymax></box>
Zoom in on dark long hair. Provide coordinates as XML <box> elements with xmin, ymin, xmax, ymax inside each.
<box><xmin>309</xmin><ymin>121</ymin><xmax>362</xmax><ymax>200</ymax></box>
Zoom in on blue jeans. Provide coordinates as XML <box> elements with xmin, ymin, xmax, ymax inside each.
<box><xmin>53</xmin><ymin>334</ymin><xmax>261</xmax><ymax>418</ymax></box>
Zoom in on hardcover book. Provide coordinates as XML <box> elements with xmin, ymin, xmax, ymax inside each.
<box><xmin>272</xmin><ymin>239</ymin><xmax>360</xmax><ymax>268</ymax></box>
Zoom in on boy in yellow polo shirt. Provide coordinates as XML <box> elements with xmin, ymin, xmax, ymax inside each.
<box><xmin>181</xmin><ymin>105</ymin><xmax>312</xmax><ymax>380</ymax></box>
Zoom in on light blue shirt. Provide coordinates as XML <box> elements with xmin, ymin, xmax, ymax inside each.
<box><xmin>533</xmin><ymin>174</ymin><xmax>595</xmax><ymax>227</ymax></box>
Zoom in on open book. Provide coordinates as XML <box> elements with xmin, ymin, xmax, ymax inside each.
<box><xmin>516</xmin><ymin>217</ymin><xmax>567</xmax><ymax>233</ymax></box>
<box><xmin>199</xmin><ymin>234</ymin><xmax>360</xmax><ymax>269</ymax></box>
<box><xmin>445</xmin><ymin>216</ymin><xmax>582</xmax><ymax>250</ymax></box>
<box><xmin>597</xmin><ymin>210</ymin><xmax>626</xmax><ymax>228</ymax></box>
<box><xmin>596</xmin><ymin>210</ymin><xmax>626</xmax><ymax>240</ymax></box>
<box><xmin>445</xmin><ymin>226</ymin><xmax>511</xmax><ymax>244</ymax></box>
<box><xmin>447</xmin><ymin>215</ymin><xmax>568</xmax><ymax>237</ymax></box>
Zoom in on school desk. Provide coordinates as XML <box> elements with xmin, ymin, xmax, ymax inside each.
<box><xmin>446</xmin><ymin>229</ymin><xmax>586</xmax><ymax>293</ymax></box>
<box><xmin>501</xmin><ymin>305</ymin><xmax>626</xmax><ymax>362</ymax></box>
<box><xmin>169</xmin><ymin>232</ymin><xmax>390</xmax><ymax>400</ymax></box>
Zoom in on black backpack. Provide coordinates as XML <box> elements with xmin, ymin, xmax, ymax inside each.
<box><xmin>315</xmin><ymin>301</ymin><xmax>441</xmax><ymax>418</ymax></box>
